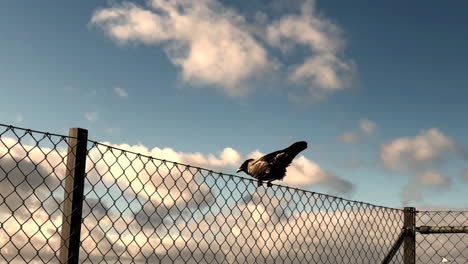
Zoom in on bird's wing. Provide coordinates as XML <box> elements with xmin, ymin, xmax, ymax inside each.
<box><xmin>258</xmin><ymin>150</ymin><xmax>292</xmax><ymax>168</ymax></box>
<box><xmin>257</xmin><ymin>150</ymin><xmax>283</xmax><ymax>164</ymax></box>
<box><xmin>271</xmin><ymin>141</ymin><xmax>308</xmax><ymax>168</ymax></box>
<box><xmin>247</xmin><ymin>160</ymin><xmax>271</xmax><ymax>178</ymax></box>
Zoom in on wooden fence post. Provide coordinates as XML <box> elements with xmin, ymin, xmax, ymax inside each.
<box><xmin>404</xmin><ymin>207</ymin><xmax>416</xmax><ymax>264</ymax></box>
<box><xmin>59</xmin><ymin>128</ymin><xmax>88</xmax><ymax>264</ymax></box>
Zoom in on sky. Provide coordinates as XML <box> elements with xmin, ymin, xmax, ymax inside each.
<box><xmin>1</xmin><ymin>0</ymin><xmax>468</xmax><ymax>209</ymax></box>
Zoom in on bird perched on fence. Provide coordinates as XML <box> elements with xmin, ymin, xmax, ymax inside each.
<box><xmin>236</xmin><ymin>141</ymin><xmax>307</xmax><ymax>187</ymax></box>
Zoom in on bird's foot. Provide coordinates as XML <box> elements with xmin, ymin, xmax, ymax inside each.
<box><xmin>257</xmin><ymin>180</ymin><xmax>263</xmax><ymax>187</ymax></box>
<box><xmin>267</xmin><ymin>181</ymin><xmax>273</xmax><ymax>187</ymax></box>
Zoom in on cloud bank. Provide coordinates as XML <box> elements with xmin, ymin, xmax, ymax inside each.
<box><xmin>2</xmin><ymin>134</ymin><xmax>466</xmax><ymax>264</ymax></box>
<box><xmin>0</xmin><ymin>134</ymin><xmax>353</xmax><ymax>263</ymax></box>
<box><xmin>92</xmin><ymin>141</ymin><xmax>352</xmax><ymax>195</ymax></box>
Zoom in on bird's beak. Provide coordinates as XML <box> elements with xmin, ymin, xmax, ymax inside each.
<box><xmin>236</xmin><ymin>168</ymin><xmax>242</xmax><ymax>173</ymax></box>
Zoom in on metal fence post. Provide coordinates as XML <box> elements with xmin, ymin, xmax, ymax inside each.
<box><xmin>404</xmin><ymin>207</ymin><xmax>416</xmax><ymax>264</ymax></box>
<box><xmin>59</xmin><ymin>128</ymin><xmax>88</xmax><ymax>264</ymax></box>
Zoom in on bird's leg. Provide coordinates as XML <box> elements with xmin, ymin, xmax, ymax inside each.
<box><xmin>267</xmin><ymin>181</ymin><xmax>273</xmax><ymax>187</ymax></box>
<box><xmin>257</xmin><ymin>180</ymin><xmax>263</xmax><ymax>187</ymax></box>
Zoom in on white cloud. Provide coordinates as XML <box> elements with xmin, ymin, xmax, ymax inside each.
<box><xmin>338</xmin><ymin>119</ymin><xmax>375</xmax><ymax>144</ymax></box>
<box><xmin>415</xmin><ymin>171</ymin><xmax>450</xmax><ymax>189</ymax></box>
<box><xmin>84</xmin><ymin>140</ymin><xmax>352</xmax><ymax>195</ymax></box>
<box><xmin>267</xmin><ymin>0</ymin><xmax>355</xmax><ymax>99</ymax></box>
<box><xmin>91</xmin><ymin>0</ymin><xmax>273</xmax><ymax>97</ymax></box>
<box><xmin>380</xmin><ymin>128</ymin><xmax>459</xmax><ymax>204</ymax></box>
<box><xmin>380</xmin><ymin>128</ymin><xmax>455</xmax><ymax>171</ymax></box>
<box><xmin>338</xmin><ymin>132</ymin><xmax>358</xmax><ymax>144</ymax></box>
<box><xmin>113</xmin><ymin>87</ymin><xmax>128</xmax><ymax>97</ymax></box>
<box><xmin>92</xmin><ymin>0</ymin><xmax>355</xmax><ymax>100</ymax></box>
<box><xmin>400</xmin><ymin>170</ymin><xmax>452</xmax><ymax>206</ymax></box>
<box><xmin>84</xmin><ymin>112</ymin><xmax>99</xmax><ymax>122</ymax></box>
<box><xmin>286</xmin><ymin>156</ymin><xmax>353</xmax><ymax>194</ymax></box>
<box><xmin>359</xmin><ymin>119</ymin><xmax>375</xmax><ymax>135</ymax></box>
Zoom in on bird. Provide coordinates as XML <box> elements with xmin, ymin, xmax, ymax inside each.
<box><xmin>236</xmin><ymin>141</ymin><xmax>307</xmax><ymax>187</ymax></box>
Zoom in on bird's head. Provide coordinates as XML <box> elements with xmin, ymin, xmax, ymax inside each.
<box><xmin>236</xmin><ymin>159</ymin><xmax>254</xmax><ymax>173</ymax></box>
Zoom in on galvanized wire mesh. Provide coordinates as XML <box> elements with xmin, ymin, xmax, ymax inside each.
<box><xmin>0</xmin><ymin>125</ymin><xmax>76</xmax><ymax>263</ymax></box>
<box><xmin>417</xmin><ymin>211</ymin><xmax>468</xmax><ymax>264</ymax></box>
<box><xmin>81</xmin><ymin>141</ymin><xmax>404</xmax><ymax>264</ymax></box>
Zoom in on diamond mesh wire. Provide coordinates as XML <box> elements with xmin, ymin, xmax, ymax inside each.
<box><xmin>13</xmin><ymin>124</ymin><xmax>468</xmax><ymax>263</ymax></box>
<box><xmin>81</xmin><ymin>141</ymin><xmax>404</xmax><ymax>264</ymax></box>
<box><xmin>0</xmin><ymin>125</ymin><xmax>76</xmax><ymax>263</ymax></box>
<box><xmin>417</xmin><ymin>211</ymin><xmax>468</xmax><ymax>264</ymax></box>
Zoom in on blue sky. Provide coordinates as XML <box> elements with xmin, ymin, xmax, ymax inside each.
<box><xmin>1</xmin><ymin>0</ymin><xmax>467</xmax><ymax>208</ymax></box>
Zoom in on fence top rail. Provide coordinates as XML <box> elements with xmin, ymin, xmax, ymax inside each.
<box><xmin>91</xmin><ymin>140</ymin><xmax>403</xmax><ymax>212</ymax></box>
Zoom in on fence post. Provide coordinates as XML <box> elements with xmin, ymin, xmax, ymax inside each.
<box><xmin>403</xmin><ymin>207</ymin><xmax>416</xmax><ymax>264</ymax></box>
<box><xmin>59</xmin><ymin>128</ymin><xmax>88</xmax><ymax>264</ymax></box>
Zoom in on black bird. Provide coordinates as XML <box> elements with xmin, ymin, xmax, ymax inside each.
<box><xmin>236</xmin><ymin>141</ymin><xmax>308</xmax><ymax>187</ymax></box>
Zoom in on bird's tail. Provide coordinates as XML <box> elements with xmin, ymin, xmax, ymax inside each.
<box><xmin>285</xmin><ymin>141</ymin><xmax>308</xmax><ymax>157</ymax></box>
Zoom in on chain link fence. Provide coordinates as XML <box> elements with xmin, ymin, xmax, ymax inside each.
<box><xmin>0</xmin><ymin>125</ymin><xmax>74</xmax><ymax>263</ymax></box>
<box><xmin>0</xmin><ymin>124</ymin><xmax>466</xmax><ymax>263</ymax></box>
<box><xmin>417</xmin><ymin>211</ymin><xmax>468</xmax><ymax>263</ymax></box>
<box><xmin>82</xmin><ymin>141</ymin><xmax>404</xmax><ymax>264</ymax></box>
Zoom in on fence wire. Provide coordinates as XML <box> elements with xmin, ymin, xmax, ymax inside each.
<box><xmin>79</xmin><ymin>141</ymin><xmax>405</xmax><ymax>264</ymax></box>
<box><xmin>0</xmin><ymin>125</ymin><xmax>75</xmax><ymax>263</ymax></box>
<box><xmin>1</xmin><ymin>124</ymin><xmax>464</xmax><ymax>264</ymax></box>
<box><xmin>417</xmin><ymin>211</ymin><xmax>468</xmax><ymax>264</ymax></box>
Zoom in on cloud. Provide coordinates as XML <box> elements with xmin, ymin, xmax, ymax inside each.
<box><xmin>98</xmin><ymin>142</ymin><xmax>339</xmax><ymax>193</ymax></box>
<box><xmin>338</xmin><ymin>132</ymin><xmax>358</xmax><ymax>144</ymax></box>
<box><xmin>338</xmin><ymin>119</ymin><xmax>375</xmax><ymax>144</ymax></box>
<box><xmin>415</xmin><ymin>171</ymin><xmax>450</xmax><ymax>189</ymax></box>
<box><xmin>0</xmin><ymin>152</ymin><xmax>61</xmax><ymax>215</ymax></box>
<box><xmin>287</xmin><ymin>156</ymin><xmax>353</xmax><ymax>194</ymax></box>
<box><xmin>380</xmin><ymin>128</ymin><xmax>455</xmax><ymax>171</ymax></box>
<box><xmin>359</xmin><ymin>119</ymin><xmax>375</xmax><ymax>135</ymax></box>
<box><xmin>91</xmin><ymin>0</ymin><xmax>355</xmax><ymax>100</ymax></box>
<box><xmin>88</xmin><ymin>141</ymin><xmax>349</xmax><ymax>194</ymax></box>
<box><xmin>1</xmin><ymin>128</ymin><xmax>351</xmax><ymax>263</ymax></box>
<box><xmin>380</xmin><ymin>128</ymin><xmax>461</xmax><ymax>205</ymax></box>
<box><xmin>113</xmin><ymin>87</ymin><xmax>128</xmax><ymax>97</ymax></box>
<box><xmin>84</xmin><ymin>112</ymin><xmax>99</xmax><ymax>122</ymax></box>
<box><xmin>0</xmin><ymin>132</ymin><xmax>353</xmax><ymax>264</ymax></box>
<box><xmin>267</xmin><ymin>0</ymin><xmax>355</xmax><ymax>99</ymax></box>
<box><xmin>0</xmin><ymin>136</ymin><xmax>217</xmax><ymax>263</ymax></box>
<box><xmin>91</xmin><ymin>0</ymin><xmax>273</xmax><ymax>97</ymax></box>
<box><xmin>2</xmin><ymin>134</ymin><xmax>466</xmax><ymax>264</ymax></box>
